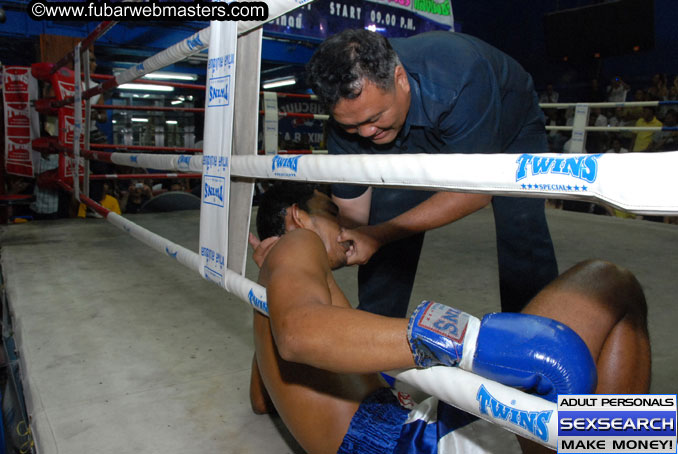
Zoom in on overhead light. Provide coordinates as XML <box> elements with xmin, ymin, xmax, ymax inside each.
<box><xmin>132</xmin><ymin>118</ymin><xmax>149</xmax><ymax>123</ymax></box>
<box><xmin>144</xmin><ymin>71</ymin><xmax>198</xmax><ymax>81</ymax></box>
<box><xmin>171</xmin><ymin>99</ymin><xmax>183</xmax><ymax>105</ymax></box>
<box><xmin>262</xmin><ymin>76</ymin><xmax>296</xmax><ymax>90</ymax></box>
<box><xmin>118</xmin><ymin>83</ymin><xmax>174</xmax><ymax>92</ymax></box>
<box><xmin>166</xmin><ymin>120</ymin><xmax>178</xmax><ymax>125</ymax></box>
<box><xmin>112</xmin><ymin>120</ymin><xmax>117</xmax><ymax>124</ymax></box>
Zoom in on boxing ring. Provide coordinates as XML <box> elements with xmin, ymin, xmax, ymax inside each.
<box><xmin>2</xmin><ymin>5</ymin><xmax>678</xmax><ymax>453</ymax></box>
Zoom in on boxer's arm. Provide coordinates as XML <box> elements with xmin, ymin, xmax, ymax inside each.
<box><xmin>261</xmin><ymin>229</ymin><xmax>414</xmax><ymax>374</ymax></box>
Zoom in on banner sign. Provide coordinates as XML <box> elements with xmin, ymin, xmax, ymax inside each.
<box><xmin>264</xmin><ymin>0</ymin><xmax>454</xmax><ymax>39</ymax></box>
<box><xmin>558</xmin><ymin>394</ymin><xmax>677</xmax><ymax>453</ymax></box>
<box><xmin>279</xmin><ymin>96</ymin><xmax>326</xmax><ymax>150</ymax></box>
<box><xmin>2</xmin><ymin>66</ymin><xmax>39</xmax><ymax>177</ymax></box>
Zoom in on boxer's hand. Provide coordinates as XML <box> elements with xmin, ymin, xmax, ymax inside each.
<box><xmin>407</xmin><ymin>301</ymin><xmax>597</xmax><ymax>402</ymax></box>
<box><xmin>248</xmin><ymin>232</ymin><xmax>280</xmax><ymax>268</ymax></box>
<box><xmin>337</xmin><ymin>225</ymin><xmax>381</xmax><ymax>266</ymax></box>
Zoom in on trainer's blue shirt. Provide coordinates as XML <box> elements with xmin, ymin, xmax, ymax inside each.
<box><xmin>329</xmin><ymin>31</ymin><xmax>545</xmax><ymax>199</ymax></box>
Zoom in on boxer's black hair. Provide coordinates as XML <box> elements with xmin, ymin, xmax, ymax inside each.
<box><xmin>256</xmin><ymin>182</ymin><xmax>326</xmax><ymax>240</ymax></box>
<box><xmin>306</xmin><ymin>29</ymin><xmax>400</xmax><ymax>108</ymax></box>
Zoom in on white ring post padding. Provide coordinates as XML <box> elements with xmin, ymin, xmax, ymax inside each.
<box><xmin>230</xmin><ymin>152</ymin><xmax>678</xmax><ymax>215</ymax></box>
<box><xmin>388</xmin><ymin>367</ymin><xmax>558</xmax><ymax>448</ymax></box>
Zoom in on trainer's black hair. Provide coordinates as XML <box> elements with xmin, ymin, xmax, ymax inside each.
<box><xmin>256</xmin><ymin>182</ymin><xmax>322</xmax><ymax>240</ymax></box>
<box><xmin>306</xmin><ymin>29</ymin><xmax>400</xmax><ymax>108</ymax></box>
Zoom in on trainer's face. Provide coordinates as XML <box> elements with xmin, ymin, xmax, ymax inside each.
<box><xmin>331</xmin><ymin>65</ymin><xmax>410</xmax><ymax>145</ymax></box>
<box><xmin>306</xmin><ymin>191</ymin><xmax>350</xmax><ymax>269</ymax></box>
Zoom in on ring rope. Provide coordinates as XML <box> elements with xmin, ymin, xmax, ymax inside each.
<box><xmin>79</xmin><ymin>150</ymin><xmax>678</xmax><ymax>215</ymax></box>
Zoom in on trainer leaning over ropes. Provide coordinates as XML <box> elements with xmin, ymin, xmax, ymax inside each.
<box><xmin>305</xmin><ymin>29</ymin><xmax>559</xmax><ymax>317</ymax></box>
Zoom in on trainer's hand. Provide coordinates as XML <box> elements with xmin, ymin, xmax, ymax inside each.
<box><xmin>248</xmin><ymin>232</ymin><xmax>280</xmax><ymax>268</ymax></box>
<box><xmin>337</xmin><ymin>226</ymin><xmax>382</xmax><ymax>266</ymax></box>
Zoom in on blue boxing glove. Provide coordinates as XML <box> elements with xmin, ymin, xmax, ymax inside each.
<box><xmin>407</xmin><ymin>301</ymin><xmax>597</xmax><ymax>402</ymax></box>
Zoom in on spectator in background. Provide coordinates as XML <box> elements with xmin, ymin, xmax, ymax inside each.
<box><xmin>648</xmin><ymin>109</ymin><xmax>678</xmax><ymax>152</ymax></box>
<box><xmin>624</xmin><ymin>89</ymin><xmax>647</xmax><ymax>123</ymax></box>
<box><xmin>168</xmin><ymin>179</ymin><xmax>189</xmax><ymax>192</ymax></box>
<box><xmin>669</xmin><ymin>75</ymin><xmax>678</xmax><ymax>101</ymax></box>
<box><xmin>587</xmin><ymin>107</ymin><xmax>608</xmax><ymax>154</ymax></box>
<box><xmin>30</xmin><ymin>153</ymin><xmax>63</xmax><ymax>220</ymax></box>
<box><xmin>606</xmin><ymin>137</ymin><xmax>629</xmax><ymax>154</ymax></box>
<box><xmin>587</xmin><ymin>78</ymin><xmax>606</xmax><ymax>102</ymax></box>
<box><xmin>539</xmin><ymin>83</ymin><xmax>559</xmax><ymax>103</ymax></box>
<box><xmin>632</xmin><ymin>107</ymin><xmax>663</xmax><ymax>152</ymax></box>
<box><xmin>647</xmin><ymin>73</ymin><xmax>669</xmax><ymax>101</ymax></box>
<box><xmin>78</xmin><ymin>181</ymin><xmax>121</xmax><ymax>217</ymax></box>
<box><xmin>121</xmin><ymin>180</ymin><xmax>153</xmax><ymax>214</ymax></box>
<box><xmin>607</xmin><ymin>107</ymin><xmax>625</xmax><ymax>127</ymax></box>
<box><xmin>544</xmin><ymin>108</ymin><xmax>567</xmax><ymax>153</ymax></box>
<box><xmin>606</xmin><ymin>76</ymin><xmax>629</xmax><ymax>102</ymax></box>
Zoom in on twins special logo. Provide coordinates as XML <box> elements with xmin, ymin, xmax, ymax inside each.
<box><xmin>177</xmin><ymin>155</ymin><xmax>192</xmax><ymax>172</ymax></box>
<box><xmin>186</xmin><ymin>35</ymin><xmax>204</xmax><ymax>51</ymax></box>
<box><xmin>271</xmin><ymin>155</ymin><xmax>301</xmax><ymax>176</ymax></box>
<box><xmin>165</xmin><ymin>247</ymin><xmax>178</xmax><ymax>259</ymax></box>
<box><xmin>207</xmin><ymin>75</ymin><xmax>230</xmax><ymax>108</ymax></box>
<box><xmin>476</xmin><ymin>385</ymin><xmax>552</xmax><ymax>442</ymax></box>
<box><xmin>203</xmin><ymin>175</ymin><xmax>226</xmax><ymax>207</ymax></box>
<box><xmin>516</xmin><ymin>154</ymin><xmax>601</xmax><ymax>183</ymax></box>
<box><xmin>248</xmin><ymin>289</ymin><xmax>269</xmax><ymax>314</ymax></box>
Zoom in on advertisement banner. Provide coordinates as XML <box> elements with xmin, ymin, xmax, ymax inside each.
<box><xmin>2</xmin><ymin>66</ymin><xmax>39</xmax><ymax>177</ymax></box>
<box><xmin>264</xmin><ymin>0</ymin><xmax>454</xmax><ymax>39</ymax></box>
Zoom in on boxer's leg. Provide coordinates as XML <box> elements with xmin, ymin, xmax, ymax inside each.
<box><xmin>518</xmin><ymin>260</ymin><xmax>650</xmax><ymax>453</ymax></box>
<box><xmin>522</xmin><ymin>259</ymin><xmax>651</xmax><ymax>393</ymax></box>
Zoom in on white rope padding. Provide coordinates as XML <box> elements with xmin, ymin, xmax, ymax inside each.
<box><xmin>109</xmin><ymin>153</ymin><xmax>203</xmax><ymax>172</ymax></box>
<box><xmin>389</xmin><ymin>367</ymin><xmax>557</xmax><ymax>447</ymax></box>
<box><xmin>541</xmin><ymin>100</ymin><xmax>677</xmax><ymax>109</ymax></box>
<box><xmin>231</xmin><ymin>152</ymin><xmax>678</xmax><ymax>215</ymax></box>
<box><xmin>103</xmin><ymin>151</ymin><xmax>678</xmax><ymax>215</ymax></box>
<box><xmin>105</xmin><ymin>212</ymin><xmax>269</xmax><ymax>314</ymax></box>
<box><xmin>94</xmin><ymin>0</ymin><xmax>313</xmax><ymax>94</ymax></box>
<box><xmin>546</xmin><ymin>125</ymin><xmax>669</xmax><ymax>132</ymax></box>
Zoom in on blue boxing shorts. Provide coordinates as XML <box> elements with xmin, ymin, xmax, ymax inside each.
<box><xmin>338</xmin><ymin>388</ymin><xmax>522</xmax><ymax>454</ymax></box>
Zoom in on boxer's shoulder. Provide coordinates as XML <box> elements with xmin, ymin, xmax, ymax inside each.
<box><xmin>265</xmin><ymin>229</ymin><xmax>329</xmax><ymax>273</ymax></box>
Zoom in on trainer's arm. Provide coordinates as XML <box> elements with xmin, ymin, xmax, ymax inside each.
<box><xmin>332</xmin><ymin>188</ymin><xmax>372</xmax><ymax>228</ymax></box>
<box><xmin>262</xmin><ymin>229</ymin><xmax>414</xmax><ymax>374</ymax></box>
<box><xmin>339</xmin><ymin>191</ymin><xmax>491</xmax><ymax>265</ymax></box>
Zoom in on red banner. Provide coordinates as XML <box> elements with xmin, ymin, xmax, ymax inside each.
<box><xmin>3</xmin><ymin>66</ymin><xmax>36</xmax><ymax>177</ymax></box>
